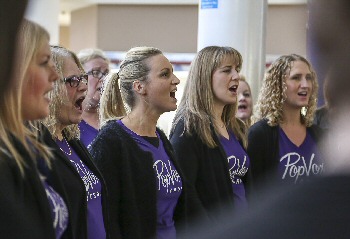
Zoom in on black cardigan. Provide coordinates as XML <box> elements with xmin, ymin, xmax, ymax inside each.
<box><xmin>40</xmin><ymin>126</ymin><xmax>111</xmax><ymax>239</ymax></box>
<box><xmin>89</xmin><ymin>120</ymin><xmax>188</xmax><ymax>239</ymax></box>
<box><xmin>169</xmin><ymin>118</ymin><xmax>249</xmax><ymax>223</ymax></box>
<box><xmin>0</xmin><ymin>136</ymin><xmax>60</xmax><ymax>239</ymax></box>
<box><xmin>247</xmin><ymin>119</ymin><xmax>324</xmax><ymax>190</ymax></box>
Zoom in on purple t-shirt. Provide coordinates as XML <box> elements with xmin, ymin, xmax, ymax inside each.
<box><xmin>79</xmin><ymin>120</ymin><xmax>99</xmax><ymax>149</ymax></box>
<box><xmin>56</xmin><ymin>138</ymin><xmax>106</xmax><ymax>239</ymax></box>
<box><xmin>118</xmin><ymin>120</ymin><xmax>182</xmax><ymax>239</ymax></box>
<box><xmin>278</xmin><ymin>127</ymin><xmax>324</xmax><ymax>184</ymax></box>
<box><xmin>42</xmin><ymin>180</ymin><xmax>69</xmax><ymax>239</ymax></box>
<box><xmin>219</xmin><ymin>131</ymin><xmax>250</xmax><ymax>210</ymax></box>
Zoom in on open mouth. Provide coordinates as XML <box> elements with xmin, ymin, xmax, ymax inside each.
<box><xmin>75</xmin><ymin>96</ymin><xmax>85</xmax><ymax>110</ymax></box>
<box><xmin>298</xmin><ymin>91</ymin><xmax>308</xmax><ymax>96</ymax></box>
<box><xmin>170</xmin><ymin>88</ymin><xmax>177</xmax><ymax>99</ymax></box>
<box><xmin>238</xmin><ymin>104</ymin><xmax>247</xmax><ymax>110</ymax></box>
<box><xmin>229</xmin><ymin>85</ymin><xmax>238</xmax><ymax>93</ymax></box>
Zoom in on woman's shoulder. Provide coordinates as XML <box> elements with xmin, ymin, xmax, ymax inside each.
<box><xmin>99</xmin><ymin>119</ymin><xmax>120</xmax><ymax>132</ymax></box>
<box><xmin>96</xmin><ymin>120</ymin><xmax>125</xmax><ymax>140</ymax></box>
<box><xmin>249</xmin><ymin>119</ymin><xmax>271</xmax><ymax>132</ymax></box>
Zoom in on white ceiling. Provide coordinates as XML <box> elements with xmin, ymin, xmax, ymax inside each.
<box><xmin>59</xmin><ymin>0</ymin><xmax>307</xmax><ymax>26</ymax></box>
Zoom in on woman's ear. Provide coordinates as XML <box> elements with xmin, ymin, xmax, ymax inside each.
<box><xmin>133</xmin><ymin>80</ymin><xmax>146</xmax><ymax>95</ymax></box>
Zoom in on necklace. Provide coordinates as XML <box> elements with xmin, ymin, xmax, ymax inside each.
<box><xmin>58</xmin><ymin>138</ymin><xmax>72</xmax><ymax>156</ymax></box>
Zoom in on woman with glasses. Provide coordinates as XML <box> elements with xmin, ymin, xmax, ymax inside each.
<box><xmin>41</xmin><ymin>45</ymin><xmax>110</xmax><ymax>239</ymax></box>
<box><xmin>77</xmin><ymin>48</ymin><xmax>110</xmax><ymax>148</ymax></box>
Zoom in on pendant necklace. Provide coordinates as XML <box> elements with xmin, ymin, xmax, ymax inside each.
<box><xmin>58</xmin><ymin>137</ymin><xmax>72</xmax><ymax>156</ymax></box>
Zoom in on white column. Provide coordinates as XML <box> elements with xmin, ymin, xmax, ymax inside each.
<box><xmin>197</xmin><ymin>0</ymin><xmax>267</xmax><ymax>104</ymax></box>
<box><xmin>25</xmin><ymin>0</ymin><xmax>60</xmax><ymax>45</ymax></box>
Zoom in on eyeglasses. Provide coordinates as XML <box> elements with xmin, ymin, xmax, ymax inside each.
<box><xmin>63</xmin><ymin>74</ymin><xmax>88</xmax><ymax>87</ymax></box>
<box><xmin>86</xmin><ymin>70</ymin><xmax>109</xmax><ymax>80</ymax></box>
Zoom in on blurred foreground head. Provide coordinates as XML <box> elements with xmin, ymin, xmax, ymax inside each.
<box><xmin>309</xmin><ymin>0</ymin><xmax>350</xmax><ymax>107</ymax></box>
<box><xmin>309</xmin><ymin>0</ymin><xmax>350</xmax><ymax>173</ymax></box>
<box><xmin>0</xmin><ymin>1</ymin><xmax>27</xmax><ymax>93</ymax></box>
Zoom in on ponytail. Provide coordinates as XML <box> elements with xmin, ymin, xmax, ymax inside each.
<box><xmin>100</xmin><ymin>72</ymin><xmax>126</xmax><ymax>126</ymax></box>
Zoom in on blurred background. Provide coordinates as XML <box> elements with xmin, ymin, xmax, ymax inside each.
<box><xmin>26</xmin><ymin>0</ymin><xmax>315</xmax><ymax>134</ymax></box>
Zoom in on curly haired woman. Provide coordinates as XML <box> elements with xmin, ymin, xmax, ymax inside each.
<box><xmin>248</xmin><ymin>54</ymin><xmax>324</xmax><ymax>190</ymax></box>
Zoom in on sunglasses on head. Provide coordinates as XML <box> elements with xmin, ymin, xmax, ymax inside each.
<box><xmin>63</xmin><ymin>74</ymin><xmax>88</xmax><ymax>87</ymax></box>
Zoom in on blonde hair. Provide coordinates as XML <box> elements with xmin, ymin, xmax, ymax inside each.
<box><xmin>117</xmin><ymin>46</ymin><xmax>163</xmax><ymax>112</ymax></box>
<box><xmin>0</xmin><ymin>19</ymin><xmax>52</xmax><ymax>175</ymax></box>
<box><xmin>42</xmin><ymin>45</ymin><xmax>85</xmax><ymax>140</ymax></box>
<box><xmin>238</xmin><ymin>74</ymin><xmax>253</xmax><ymax>127</ymax></box>
<box><xmin>255</xmin><ymin>54</ymin><xmax>318</xmax><ymax>127</ymax></box>
<box><xmin>99</xmin><ymin>72</ymin><xmax>126</xmax><ymax>126</ymax></box>
<box><xmin>171</xmin><ymin>46</ymin><xmax>247</xmax><ymax>148</ymax></box>
<box><xmin>77</xmin><ymin>48</ymin><xmax>109</xmax><ymax>65</ymax></box>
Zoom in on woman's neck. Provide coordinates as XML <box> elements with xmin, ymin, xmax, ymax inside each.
<box><xmin>55</xmin><ymin>124</ymin><xmax>65</xmax><ymax>140</ymax></box>
<box><xmin>122</xmin><ymin>108</ymin><xmax>159</xmax><ymax>137</ymax></box>
<box><xmin>213</xmin><ymin>103</ymin><xmax>225</xmax><ymax>126</ymax></box>
<box><xmin>281</xmin><ymin>106</ymin><xmax>303</xmax><ymax>126</ymax></box>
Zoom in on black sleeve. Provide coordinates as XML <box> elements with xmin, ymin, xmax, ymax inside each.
<box><xmin>89</xmin><ymin>125</ymin><xmax>122</xmax><ymax>239</ymax></box>
<box><xmin>169</xmin><ymin>121</ymin><xmax>209</xmax><ymax>222</ymax></box>
<box><xmin>247</xmin><ymin>121</ymin><xmax>270</xmax><ymax>191</ymax></box>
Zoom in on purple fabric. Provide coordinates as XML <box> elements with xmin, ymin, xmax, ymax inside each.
<box><xmin>42</xmin><ymin>180</ymin><xmax>69</xmax><ymax>239</ymax></box>
<box><xmin>56</xmin><ymin>139</ymin><xmax>106</xmax><ymax>239</ymax></box>
<box><xmin>79</xmin><ymin>120</ymin><xmax>99</xmax><ymax>149</ymax></box>
<box><xmin>219</xmin><ymin>131</ymin><xmax>250</xmax><ymax>210</ymax></box>
<box><xmin>278</xmin><ymin>127</ymin><xmax>325</xmax><ymax>184</ymax></box>
<box><xmin>118</xmin><ymin>120</ymin><xmax>182</xmax><ymax>239</ymax></box>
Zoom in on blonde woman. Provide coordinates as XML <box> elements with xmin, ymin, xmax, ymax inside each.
<box><xmin>170</xmin><ymin>46</ymin><xmax>250</xmax><ymax>222</ymax></box>
<box><xmin>236</xmin><ymin>74</ymin><xmax>253</xmax><ymax>127</ymax></box>
<box><xmin>248</xmin><ymin>54</ymin><xmax>324</xmax><ymax>188</ymax></box>
<box><xmin>90</xmin><ymin>46</ymin><xmax>187</xmax><ymax>239</ymax></box>
<box><xmin>42</xmin><ymin>46</ymin><xmax>110</xmax><ymax>239</ymax></box>
<box><xmin>0</xmin><ymin>19</ymin><xmax>69</xmax><ymax>238</ymax></box>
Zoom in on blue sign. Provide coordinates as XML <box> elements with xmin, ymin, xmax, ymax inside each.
<box><xmin>201</xmin><ymin>0</ymin><xmax>218</xmax><ymax>9</ymax></box>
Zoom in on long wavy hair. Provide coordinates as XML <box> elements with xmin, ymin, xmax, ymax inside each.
<box><xmin>99</xmin><ymin>72</ymin><xmax>126</xmax><ymax>126</ymax></box>
<box><xmin>42</xmin><ymin>45</ymin><xmax>85</xmax><ymax>140</ymax></box>
<box><xmin>171</xmin><ymin>46</ymin><xmax>247</xmax><ymax>148</ymax></box>
<box><xmin>255</xmin><ymin>54</ymin><xmax>318</xmax><ymax>127</ymax></box>
<box><xmin>0</xmin><ymin>19</ymin><xmax>52</xmax><ymax>175</ymax></box>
